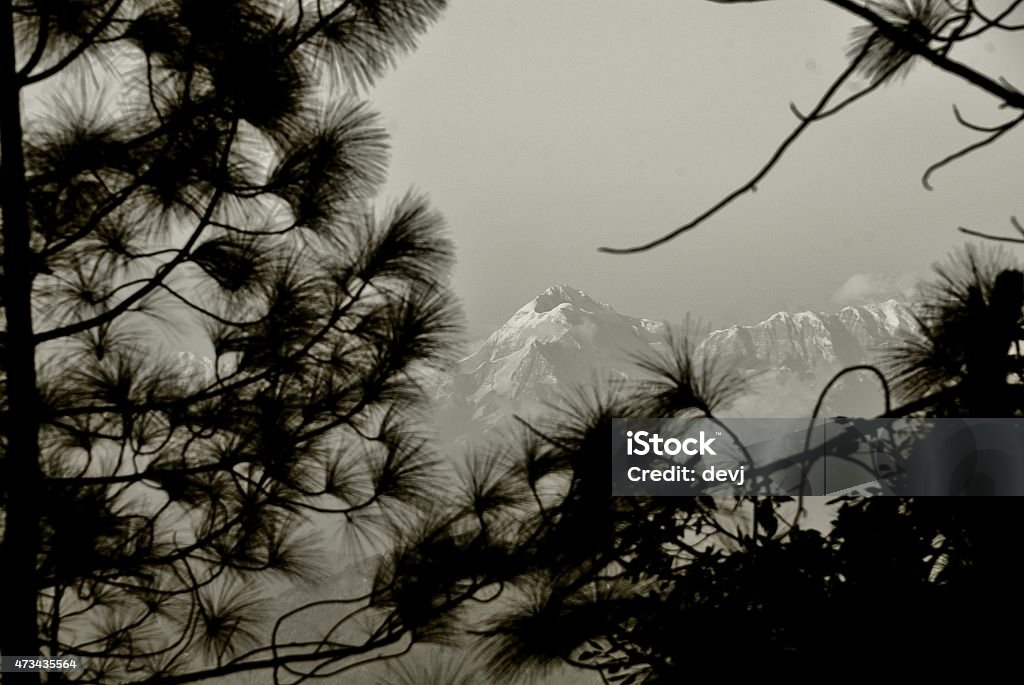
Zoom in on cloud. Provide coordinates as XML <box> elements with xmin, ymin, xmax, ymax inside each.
<box><xmin>831</xmin><ymin>272</ymin><xmax>918</xmax><ymax>306</ymax></box>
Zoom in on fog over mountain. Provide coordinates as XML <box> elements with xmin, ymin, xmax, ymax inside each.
<box><xmin>435</xmin><ymin>285</ymin><xmax>920</xmax><ymax>447</ymax></box>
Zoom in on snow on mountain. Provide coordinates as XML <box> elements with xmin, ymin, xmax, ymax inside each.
<box><xmin>434</xmin><ymin>287</ymin><xmax>920</xmax><ymax>445</ymax></box>
<box><xmin>699</xmin><ymin>299</ymin><xmax>918</xmax><ymax>377</ymax></box>
<box><xmin>462</xmin><ymin>285</ymin><xmax>662</xmax><ymax>394</ymax></box>
<box><xmin>433</xmin><ymin>286</ymin><xmax>667</xmax><ymax>443</ymax></box>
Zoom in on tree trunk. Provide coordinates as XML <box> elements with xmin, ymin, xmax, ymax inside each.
<box><xmin>0</xmin><ymin>1</ymin><xmax>43</xmax><ymax>683</ymax></box>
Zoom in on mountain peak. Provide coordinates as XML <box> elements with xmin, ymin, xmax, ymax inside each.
<box><xmin>532</xmin><ymin>284</ymin><xmax>608</xmax><ymax>313</ymax></box>
<box><xmin>436</xmin><ymin>293</ymin><xmax>922</xmax><ymax>443</ymax></box>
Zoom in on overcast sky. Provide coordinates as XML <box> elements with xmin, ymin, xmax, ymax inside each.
<box><xmin>369</xmin><ymin>0</ymin><xmax>1024</xmax><ymax>338</ymax></box>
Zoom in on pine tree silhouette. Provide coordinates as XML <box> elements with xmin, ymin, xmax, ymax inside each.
<box><xmin>0</xmin><ymin>2</ymin><xmax>525</xmax><ymax>683</ymax></box>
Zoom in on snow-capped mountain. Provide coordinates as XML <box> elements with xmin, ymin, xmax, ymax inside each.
<box><xmin>434</xmin><ymin>286</ymin><xmax>919</xmax><ymax>445</ymax></box>
<box><xmin>433</xmin><ymin>285</ymin><xmax>667</xmax><ymax>443</ymax></box>
<box><xmin>699</xmin><ymin>300</ymin><xmax>918</xmax><ymax>377</ymax></box>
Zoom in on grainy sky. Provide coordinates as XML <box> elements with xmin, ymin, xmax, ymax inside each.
<box><xmin>370</xmin><ymin>0</ymin><xmax>1024</xmax><ymax>338</ymax></box>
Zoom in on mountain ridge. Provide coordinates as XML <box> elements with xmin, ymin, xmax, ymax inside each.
<box><xmin>171</xmin><ymin>285</ymin><xmax>921</xmax><ymax>444</ymax></box>
<box><xmin>435</xmin><ymin>285</ymin><xmax>919</xmax><ymax>444</ymax></box>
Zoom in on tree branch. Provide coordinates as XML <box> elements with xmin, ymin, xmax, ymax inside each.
<box><xmin>22</xmin><ymin>0</ymin><xmax>126</xmax><ymax>84</ymax></box>
<box><xmin>824</xmin><ymin>0</ymin><xmax>1024</xmax><ymax>107</ymax></box>
<box><xmin>599</xmin><ymin>35</ymin><xmax>876</xmax><ymax>254</ymax></box>
<box><xmin>921</xmin><ymin>111</ymin><xmax>1024</xmax><ymax>189</ymax></box>
<box><xmin>604</xmin><ymin>0</ymin><xmax>1024</xmax><ymax>253</ymax></box>
<box><xmin>36</xmin><ymin>122</ymin><xmax>239</xmax><ymax>343</ymax></box>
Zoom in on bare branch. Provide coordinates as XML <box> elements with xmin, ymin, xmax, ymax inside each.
<box><xmin>921</xmin><ymin>112</ymin><xmax>1024</xmax><ymax>189</ymax></box>
<box><xmin>958</xmin><ymin>226</ymin><xmax>1024</xmax><ymax>243</ymax></box>
<box><xmin>958</xmin><ymin>0</ymin><xmax>1024</xmax><ymax>38</ymax></box>
<box><xmin>958</xmin><ymin>215</ymin><xmax>1024</xmax><ymax>243</ymax></box>
<box><xmin>789</xmin><ymin>57</ymin><xmax>903</xmax><ymax>122</ymax></box>
<box><xmin>951</xmin><ymin>103</ymin><xmax>1016</xmax><ymax>132</ymax></box>
<box><xmin>599</xmin><ymin>37</ymin><xmax>876</xmax><ymax>254</ymax></box>
<box><xmin>605</xmin><ymin>0</ymin><xmax>1024</xmax><ymax>254</ymax></box>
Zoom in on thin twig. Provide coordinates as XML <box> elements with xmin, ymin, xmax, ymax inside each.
<box><xmin>958</xmin><ymin>215</ymin><xmax>1024</xmax><ymax>243</ymax></box>
<box><xmin>599</xmin><ymin>38</ymin><xmax>877</xmax><ymax>254</ymax></box>
<box><xmin>921</xmin><ymin>112</ymin><xmax>1024</xmax><ymax>189</ymax></box>
<box><xmin>951</xmin><ymin>103</ymin><xmax>1016</xmax><ymax>132</ymax></box>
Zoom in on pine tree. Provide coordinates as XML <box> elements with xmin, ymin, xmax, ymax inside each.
<box><xmin>0</xmin><ymin>2</ymin><xmax>519</xmax><ymax>683</ymax></box>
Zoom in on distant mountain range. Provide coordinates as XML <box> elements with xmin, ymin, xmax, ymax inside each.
<box><xmin>171</xmin><ymin>284</ymin><xmax>922</xmax><ymax>449</ymax></box>
<box><xmin>701</xmin><ymin>298</ymin><xmax>917</xmax><ymax>376</ymax></box>
<box><xmin>434</xmin><ymin>285</ymin><xmax>920</xmax><ymax>447</ymax></box>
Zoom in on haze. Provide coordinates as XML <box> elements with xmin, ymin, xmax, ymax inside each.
<box><xmin>370</xmin><ymin>0</ymin><xmax>1024</xmax><ymax>338</ymax></box>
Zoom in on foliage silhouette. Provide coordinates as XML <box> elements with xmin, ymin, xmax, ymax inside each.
<box><xmin>887</xmin><ymin>244</ymin><xmax>1024</xmax><ymax>417</ymax></box>
<box><xmin>0</xmin><ymin>1</ymin><xmax>547</xmax><ymax>683</ymax></box>
<box><xmin>465</xmin><ymin>244</ymin><xmax>1024</xmax><ymax>682</ymax></box>
<box><xmin>490</xmin><ymin>0</ymin><xmax>1024</xmax><ymax>677</ymax></box>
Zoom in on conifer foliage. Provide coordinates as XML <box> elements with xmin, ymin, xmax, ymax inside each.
<box><xmin>0</xmin><ymin>2</ymin><xmax>496</xmax><ymax>683</ymax></box>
